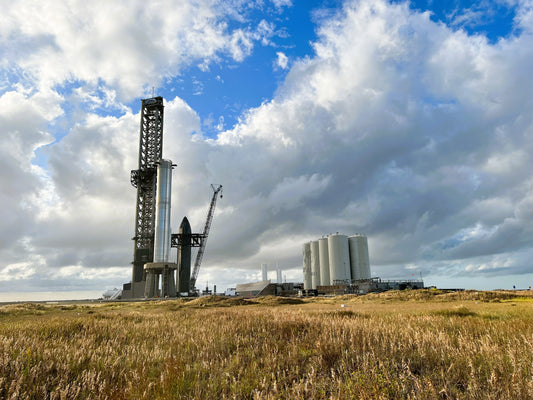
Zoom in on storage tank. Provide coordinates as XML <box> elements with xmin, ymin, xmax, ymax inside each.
<box><xmin>328</xmin><ymin>234</ymin><xmax>351</xmax><ymax>284</ymax></box>
<box><xmin>302</xmin><ymin>242</ymin><xmax>312</xmax><ymax>290</ymax></box>
<box><xmin>261</xmin><ymin>263</ymin><xmax>268</xmax><ymax>281</ymax></box>
<box><xmin>318</xmin><ymin>237</ymin><xmax>330</xmax><ymax>286</ymax></box>
<box><xmin>310</xmin><ymin>240</ymin><xmax>320</xmax><ymax>289</ymax></box>
<box><xmin>349</xmin><ymin>234</ymin><xmax>371</xmax><ymax>280</ymax></box>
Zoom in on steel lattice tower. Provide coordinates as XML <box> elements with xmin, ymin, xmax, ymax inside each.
<box><xmin>130</xmin><ymin>97</ymin><xmax>164</xmax><ymax>288</ymax></box>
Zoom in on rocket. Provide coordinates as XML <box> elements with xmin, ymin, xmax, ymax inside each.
<box><xmin>177</xmin><ymin>216</ymin><xmax>192</xmax><ymax>294</ymax></box>
<box><xmin>144</xmin><ymin>159</ymin><xmax>177</xmax><ymax>298</ymax></box>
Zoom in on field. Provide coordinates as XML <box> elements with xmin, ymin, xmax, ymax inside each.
<box><xmin>1</xmin><ymin>290</ymin><xmax>532</xmax><ymax>399</ymax></box>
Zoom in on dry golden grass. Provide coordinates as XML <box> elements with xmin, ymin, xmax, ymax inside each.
<box><xmin>0</xmin><ymin>290</ymin><xmax>531</xmax><ymax>399</ymax></box>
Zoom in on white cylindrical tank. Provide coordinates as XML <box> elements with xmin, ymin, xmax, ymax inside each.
<box><xmin>349</xmin><ymin>234</ymin><xmax>371</xmax><ymax>280</ymax></box>
<box><xmin>261</xmin><ymin>263</ymin><xmax>268</xmax><ymax>281</ymax></box>
<box><xmin>310</xmin><ymin>240</ymin><xmax>320</xmax><ymax>289</ymax></box>
<box><xmin>318</xmin><ymin>238</ymin><xmax>330</xmax><ymax>286</ymax></box>
<box><xmin>153</xmin><ymin>159</ymin><xmax>173</xmax><ymax>263</ymax></box>
<box><xmin>328</xmin><ymin>234</ymin><xmax>351</xmax><ymax>284</ymax></box>
<box><xmin>302</xmin><ymin>242</ymin><xmax>312</xmax><ymax>290</ymax></box>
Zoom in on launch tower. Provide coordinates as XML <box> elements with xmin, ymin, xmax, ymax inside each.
<box><xmin>127</xmin><ymin>96</ymin><xmax>164</xmax><ymax>298</ymax></box>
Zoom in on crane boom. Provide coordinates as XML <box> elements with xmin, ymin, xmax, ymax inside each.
<box><xmin>190</xmin><ymin>184</ymin><xmax>223</xmax><ymax>292</ymax></box>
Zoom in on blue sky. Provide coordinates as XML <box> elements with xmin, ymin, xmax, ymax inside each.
<box><xmin>139</xmin><ymin>1</ymin><xmax>321</xmax><ymax>136</ymax></box>
<box><xmin>139</xmin><ymin>0</ymin><xmax>521</xmax><ymax>136</ymax></box>
<box><xmin>157</xmin><ymin>0</ymin><xmax>521</xmax><ymax>137</ymax></box>
<box><xmin>1</xmin><ymin>0</ymin><xmax>532</xmax><ymax>299</ymax></box>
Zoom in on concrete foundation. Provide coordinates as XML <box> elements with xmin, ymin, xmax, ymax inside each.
<box><xmin>144</xmin><ymin>262</ymin><xmax>177</xmax><ymax>298</ymax></box>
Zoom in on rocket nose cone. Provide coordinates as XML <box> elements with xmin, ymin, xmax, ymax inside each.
<box><xmin>179</xmin><ymin>216</ymin><xmax>191</xmax><ymax>234</ymax></box>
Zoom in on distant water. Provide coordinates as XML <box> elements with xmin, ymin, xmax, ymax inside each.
<box><xmin>0</xmin><ymin>291</ymin><xmax>103</xmax><ymax>303</ymax></box>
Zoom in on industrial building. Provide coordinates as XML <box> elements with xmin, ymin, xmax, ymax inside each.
<box><xmin>302</xmin><ymin>234</ymin><xmax>423</xmax><ymax>295</ymax></box>
<box><xmin>232</xmin><ymin>263</ymin><xmax>299</xmax><ymax>298</ymax></box>
<box><xmin>235</xmin><ymin>281</ymin><xmax>297</xmax><ymax>298</ymax></box>
<box><xmin>316</xmin><ymin>278</ymin><xmax>424</xmax><ymax>295</ymax></box>
<box><xmin>231</xmin><ymin>240</ymin><xmax>423</xmax><ymax>299</ymax></box>
<box><xmin>303</xmin><ymin>233</ymin><xmax>371</xmax><ymax>288</ymax></box>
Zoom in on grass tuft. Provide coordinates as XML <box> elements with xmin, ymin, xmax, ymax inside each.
<box><xmin>432</xmin><ymin>306</ymin><xmax>478</xmax><ymax>317</ymax></box>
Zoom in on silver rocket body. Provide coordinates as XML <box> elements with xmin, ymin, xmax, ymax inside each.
<box><xmin>144</xmin><ymin>159</ymin><xmax>177</xmax><ymax>298</ymax></box>
<box><xmin>153</xmin><ymin>159</ymin><xmax>173</xmax><ymax>264</ymax></box>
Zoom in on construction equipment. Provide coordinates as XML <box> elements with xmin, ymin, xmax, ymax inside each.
<box><xmin>189</xmin><ymin>184</ymin><xmax>223</xmax><ymax>293</ymax></box>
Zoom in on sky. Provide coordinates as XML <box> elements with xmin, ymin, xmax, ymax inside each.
<box><xmin>1</xmin><ymin>0</ymin><xmax>532</xmax><ymax>300</ymax></box>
